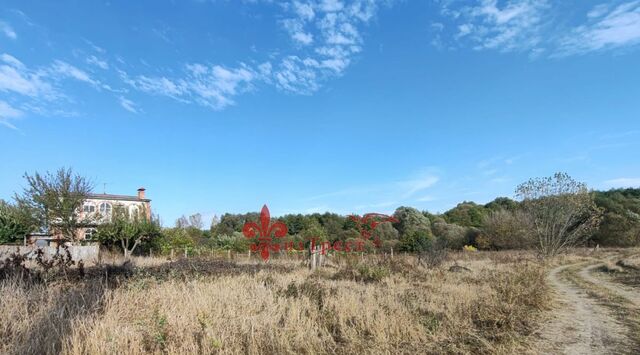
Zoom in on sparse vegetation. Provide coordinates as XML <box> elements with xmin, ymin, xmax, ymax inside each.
<box><xmin>0</xmin><ymin>251</ymin><xmax>550</xmax><ymax>354</ymax></box>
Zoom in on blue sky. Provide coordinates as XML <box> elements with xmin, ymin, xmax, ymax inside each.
<box><xmin>1</xmin><ymin>0</ymin><xmax>639</xmax><ymax>226</ymax></box>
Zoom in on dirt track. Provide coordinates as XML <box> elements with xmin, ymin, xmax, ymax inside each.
<box><xmin>535</xmin><ymin>258</ymin><xmax>638</xmax><ymax>354</ymax></box>
<box><xmin>579</xmin><ymin>263</ymin><xmax>640</xmax><ymax>308</ymax></box>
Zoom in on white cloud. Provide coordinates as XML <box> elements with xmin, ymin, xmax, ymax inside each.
<box><xmin>0</xmin><ymin>21</ymin><xmax>17</xmax><ymax>39</ymax></box>
<box><xmin>0</xmin><ymin>53</ymin><xmax>54</xmax><ymax>98</ymax></box>
<box><xmin>292</xmin><ymin>1</ymin><xmax>315</xmax><ymax>20</ymax></box>
<box><xmin>0</xmin><ymin>53</ymin><xmax>111</xmax><ymax>125</ymax></box>
<box><xmin>119</xmin><ymin>96</ymin><xmax>140</xmax><ymax>113</ymax></box>
<box><xmin>441</xmin><ymin>0</ymin><xmax>549</xmax><ymax>53</ymax></box>
<box><xmin>416</xmin><ymin>195</ymin><xmax>436</xmax><ymax>202</ymax></box>
<box><xmin>320</xmin><ymin>0</ymin><xmax>345</xmax><ymax>13</ymax></box>
<box><xmin>604</xmin><ymin>177</ymin><xmax>640</xmax><ymax>188</ymax></box>
<box><xmin>121</xmin><ymin>63</ymin><xmax>258</xmax><ymax>110</ymax></box>
<box><xmin>49</xmin><ymin>60</ymin><xmax>99</xmax><ymax>86</ymax></box>
<box><xmin>400</xmin><ymin>174</ymin><xmax>439</xmax><ymax>198</ymax></box>
<box><xmin>273</xmin><ymin>0</ymin><xmax>383</xmax><ymax>94</ymax></box>
<box><xmin>588</xmin><ymin>4</ymin><xmax>610</xmax><ymax>19</ymax></box>
<box><xmin>0</xmin><ymin>100</ymin><xmax>23</xmax><ymax>130</ymax></box>
<box><xmin>437</xmin><ymin>1</ymin><xmax>640</xmax><ymax>57</ymax></box>
<box><xmin>558</xmin><ymin>1</ymin><xmax>640</xmax><ymax>55</ymax></box>
<box><xmin>86</xmin><ymin>55</ymin><xmax>109</xmax><ymax>70</ymax></box>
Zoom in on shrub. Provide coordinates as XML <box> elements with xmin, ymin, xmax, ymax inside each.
<box><xmin>463</xmin><ymin>245</ymin><xmax>477</xmax><ymax>252</ymax></box>
<box><xmin>482</xmin><ymin>210</ymin><xmax>533</xmax><ymax>250</ymax></box>
<box><xmin>418</xmin><ymin>237</ymin><xmax>448</xmax><ymax>268</ymax></box>
<box><xmin>432</xmin><ymin>222</ymin><xmax>468</xmax><ymax>250</ymax></box>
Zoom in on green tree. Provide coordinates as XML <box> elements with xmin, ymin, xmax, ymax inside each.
<box><xmin>14</xmin><ymin>168</ymin><xmax>93</xmax><ymax>240</ymax></box>
<box><xmin>484</xmin><ymin>197</ymin><xmax>519</xmax><ymax>212</ymax></box>
<box><xmin>393</xmin><ymin>207</ymin><xmax>432</xmax><ymax>237</ymax></box>
<box><xmin>96</xmin><ymin>205</ymin><xmax>160</xmax><ymax>258</ymax></box>
<box><xmin>444</xmin><ymin>202</ymin><xmax>488</xmax><ymax>227</ymax></box>
<box><xmin>431</xmin><ymin>221</ymin><xmax>467</xmax><ymax>250</ymax></box>
<box><xmin>592</xmin><ymin>189</ymin><xmax>640</xmax><ymax>246</ymax></box>
<box><xmin>393</xmin><ymin>207</ymin><xmax>433</xmax><ymax>252</ymax></box>
<box><xmin>0</xmin><ymin>200</ymin><xmax>30</xmax><ymax>244</ymax></box>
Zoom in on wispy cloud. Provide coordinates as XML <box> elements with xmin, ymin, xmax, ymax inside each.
<box><xmin>604</xmin><ymin>177</ymin><xmax>640</xmax><ymax>188</ymax></box>
<box><xmin>416</xmin><ymin>195</ymin><xmax>436</xmax><ymax>202</ymax></box>
<box><xmin>86</xmin><ymin>55</ymin><xmax>109</xmax><ymax>70</ymax></box>
<box><xmin>436</xmin><ymin>1</ymin><xmax>640</xmax><ymax>57</ymax></box>
<box><xmin>440</xmin><ymin>0</ymin><xmax>549</xmax><ymax>54</ymax></box>
<box><xmin>0</xmin><ymin>100</ymin><xmax>22</xmax><ymax>130</ymax></box>
<box><xmin>0</xmin><ymin>53</ymin><xmax>55</xmax><ymax>98</ymax></box>
<box><xmin>0</xmin><ymin>53</ymin><xmax>110</xmax><ymax>129</ymax></box>
<box><xmin>119</xmin><ymin>96</ymin><xmax>140</xmax><ymax>114</ymax></box>
<box><xmin>557</xmin><ymin>1</ymin><xmax>640</xmax><ymax>56</ymax></box>
<box><xmin>49</xmin><ymin>60</ymin><xmax>99</xmax><ymax>86</ymax></box>
<box><xmin>120</xmin><ymin>62</ymin><xmax>260</xmax><ymax>110</ymax></box>
<box><xmin>307</xmin><ymin>169</ymin><xmax>440</xmax><ymax>208</ymax></box>
<box><xmin>0</xmin><ymin>21</ymin><xmax>17</xmax><ymax>39</ymax></box>
<box><xmin>399</xmin><ymin>174</ymin><xmax>439</xmax><ymax>198</ymax></box>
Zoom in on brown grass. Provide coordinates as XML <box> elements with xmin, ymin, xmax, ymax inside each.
<box><xmin>0</xmin><ymin>251</ymin><xmax>549</xmax><ymax>355</ymax></box>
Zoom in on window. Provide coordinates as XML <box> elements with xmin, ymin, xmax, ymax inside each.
<box><xmin>84</xmin><ymin>228</ymin><xmax>97</xmax><ymax>240</ymax></box>
<box><xmin>99</xmin><ymin>202</ymin><xmax>112</xmax><ymax>215</ymax></box>
<box><xmin>83</xmin><ymin>204</ymin><xmax>96</xmax><ymax>213</ymax></box>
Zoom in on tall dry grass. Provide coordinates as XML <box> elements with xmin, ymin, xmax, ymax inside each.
<box><xmin>0</xmin><ymin>251</ymin><xmax>549</xmax><ymax>355</ymax></box>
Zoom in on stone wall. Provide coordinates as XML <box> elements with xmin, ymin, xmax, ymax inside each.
<box><xmin>0</xmin><ymin>244</ymin><xmax>100</xmax><ymax>263</ymax></box>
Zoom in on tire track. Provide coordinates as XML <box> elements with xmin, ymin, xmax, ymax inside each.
<box><xmin>580</xmin><ymin>263</ymin><xmax>640</xmax><ymax>308</ymax></box>
<box><xmin>535</xmin><ymin>262</ymin><xmax>630</xmax><ymax>354</ymax></box>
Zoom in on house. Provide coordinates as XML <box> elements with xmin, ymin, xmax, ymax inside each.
<box><xmin>77</xmin><ymin>188</ymin><xmax>152</xmax><ymax>240</ymax></box>
<box><xmin>30</xmin><ymin>188</ymin><xmax>152</xmax><ymax>244</ymax></box>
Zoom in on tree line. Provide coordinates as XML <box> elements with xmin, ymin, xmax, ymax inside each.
<box><xmin>1</xmin><ymin>169</ymin><xmax>639</xmax><ymax>258</ymax></box>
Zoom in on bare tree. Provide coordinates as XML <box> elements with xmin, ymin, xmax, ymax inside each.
<box><xmin>175</xmin><ymin>215</ymin><xmax>189</xmax><ymax>229</ymax></box>
<box><xmin>14</xmin><ymin>168</ymin><xmax>93</xmax><ymax>241</ymax></box>
<box><xmin>189</xmin><ymin>213</ymin><xmax>203</xmax><ymax>230</ymax></box>
<box><xmin>210</xmin><ymin>214</ymin><xmax>220</xmax><ymax>229</ymax></box>
<box><xmin>516</xmin><ymin>172</ymin><xmax>602</xmax><ymax>258</ymax></box>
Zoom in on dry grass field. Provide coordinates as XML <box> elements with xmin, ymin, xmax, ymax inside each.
<box><xmin>1</xmin><ymin>249</ymin><xmax>639</xmax><ymax>355</ymax></box>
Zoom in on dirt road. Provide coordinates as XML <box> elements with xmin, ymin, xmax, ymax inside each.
<box><xmin>535</xmin><ymin>258</ymin><xmax>638</xmax><ymax>354</ymax></box>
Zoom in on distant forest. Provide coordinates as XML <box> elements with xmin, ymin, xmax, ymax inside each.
<box><xmin>157</xmin><ymin>188</ymin><xmax>640</xmax><ymax>254</ymax></box>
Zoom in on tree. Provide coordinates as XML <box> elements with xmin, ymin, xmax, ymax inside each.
<box><xmin>393</xmin><ymin>207</ymin><xmax>433</xmax><ymax>252</ymax></box>
<box><xmin>482</xmin><ymin>209</ymin><xmax>533</xmax><ymax>250</ymax></box>
<box><xmin>0</xmin><ymin>200</ymin><xmax>30</xmax><ymax>244</ymax></box>
<box><xmin>592</xmin><ymin>189</ymin><xmax>640</xmax><ymax>246</ymax></box>
<box><xmin>444</xmin><ymin>202</ymin><xmax>488</xmax><ymax>227</ymax></box>
<box><xmin>431</xmin><ymin>221</ymin><xmax>467</xmax><ymax>249</ymax></box>
<box><xmin>210</xmin><ymin>214</ymin><xmax>220</xmax><ymax>229</ymax></box>
<box><xmin>96</xmin><ymin>205</ymin><xmax>160</xmax><ymax>258</ymax></box>
<box><xmin>485</xmin><ymin>197</ymin><xmax>519</xmax><ymax>212</ymax></box>
<box><xmin>189</xmin><ymin>213</ymin><xmax>203</xmax><ymax>229</ymax></box>
<box><xmin>14</xmin><ymin>168</ymin><xmax>93</xmax><ymax>240</ymax></box>
<box><xmin>393</xmin><ymin>207</ymin><xmax>432</xmax><ymax>237</ymax></box>
<box><xmin>175</xmin><ymin>215</ymin><xmax>189</xmax><ymax>229</ymax></box>
<box><xmin>516</xmin><ymin>172</ymin><xmax>602</xmax><ymax>257</ymax></box>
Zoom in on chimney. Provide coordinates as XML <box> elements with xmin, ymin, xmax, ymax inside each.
<box><xmin>137</xmin><ymin>187</ymin><xmax>146</xmax><ymax>200</ymax></box>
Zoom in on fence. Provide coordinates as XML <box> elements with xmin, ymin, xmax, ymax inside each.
<box><xmin>0</xmin><ymin>244</ymin><xmax>100</xmax><ymax>263</ymax></box>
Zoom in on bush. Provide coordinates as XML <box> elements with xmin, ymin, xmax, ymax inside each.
<box><xmin>482</xmin><ymin>210</ymin><xmax>533</xmax><ymax>250</ymax></box>
<box><xmin>0</xmin><ymin>203</ymin><xmax>29</xmax><ymax>244</ymax></box>
<box><xmin>333</xmin><ymin>261</ymin><xmax>390</xmax><ymax>283</ymax></box>
<box><xmin>418</xmin><ymin>237</ymin><xmax>448</xmax><ymax>268</ymax></box>
<box><xmin>432</xmin><ymin>222</ymin><xmax>467</xmax><ymax>250</ymax></box>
